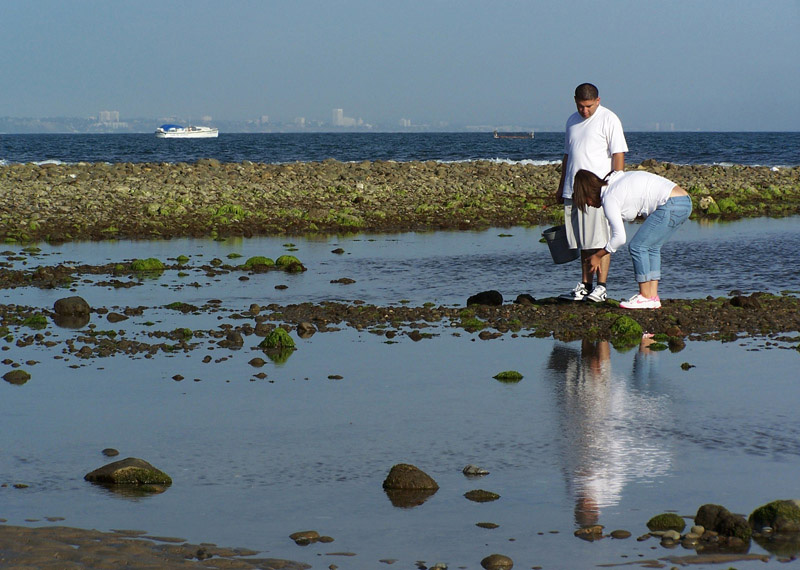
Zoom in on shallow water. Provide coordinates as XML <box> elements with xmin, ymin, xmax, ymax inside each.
<box><xmin>4</xmin><ymin>217</ymin><xmax>800</xmax><ymax>311</ymax></box>
<box><xmin>2</xmin><ymin>219</ymin><xmax>800</xmax><ymax>569</ymax></box>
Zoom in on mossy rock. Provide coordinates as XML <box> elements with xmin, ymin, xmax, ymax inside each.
<box><xmin>258</xmin><ymin>327</ymin><xmax>296</xmax><ymax>350</ymax></box>
<box><xmin>493</xmin><ymin>370</ymin><xmax>523</xmax><ymax>383</ymax></box>
<box><xmin>3</xmin><ymin>369</ymin><xmax>31</xmax><ymax>385</ymax></box>
<box><xmin>749</xmin><ymin>500</ymin><xmax>800</xmax><ymax>533</ymax></box>
<box><xmin>646</xmin><ymin>512</ymin><xmax>686</xmax><ymax>532</ymax></box>
<box><xmin>130</xmin><ymin>258</ymin><xmax>165</xmax><ymax>272</ymax></box>
<box><xmin>610</xmin><ymin>315</ymin><xmax>643</xmax><ymax>349</ymax></box>
<box><xmin>175</xmin><ymin>255</ymin><xmax>190</xmax><ymax>264</ymax></box>
<box><xmin>84</xmin><ymin>457</ymin><xmax>172</xmax><ymax>486</ymax></box>
<box><xmin>275</xmin><ymin>255</ymin><xmax>306</xmax><ymax>272</ymax></box>
<box><xmin>22</xmin><ymin>314</ymin><xmax>48</xmax><ymax>329</ymax></box>
<box><xmin>716</xmin><ymin>197</ymin><xmax>739</xmax><ymax>214</ymax></box>
<box><xmin>275</xmin><ymin>254</ymin><xmax>301</xmax><ymax>267</ymax></box>
<box><xmin>243</xmin><ymin>256</ymin><xmax>274</xmax><ymax>269</ymax></box>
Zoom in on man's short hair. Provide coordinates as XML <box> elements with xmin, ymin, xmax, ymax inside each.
<box><xmin>574</xmin><ymin>83</ymin><xmax>599</xmax><ymax>101</ymax></box>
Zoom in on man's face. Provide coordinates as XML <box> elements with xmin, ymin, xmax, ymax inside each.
<box><xmin>575</xmin><ymin>97</ymin><xmax>600</xmax><ymax>119</ymax></box>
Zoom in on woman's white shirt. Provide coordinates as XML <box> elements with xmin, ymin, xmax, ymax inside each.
<box><xmin>600</xmin><ymin>171</ymin><xmax>676</xmax><ymax>253</ymax></box>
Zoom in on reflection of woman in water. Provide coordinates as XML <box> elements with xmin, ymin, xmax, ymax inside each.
<box><xmin>547</xmin><ymin>340</ymin><xmax>671</xmax><ymax>526</ymax></box>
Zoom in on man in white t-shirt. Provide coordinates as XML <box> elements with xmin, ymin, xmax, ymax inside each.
<box><xmin>556</xmin><ymin>83</ymin><xmax>628</xmax><ymax>302</ymax></box>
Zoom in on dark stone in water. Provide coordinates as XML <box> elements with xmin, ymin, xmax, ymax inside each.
<box><xmin>514</xmin><ymin>293</ymin><xmax>536</xmax><ymax>305</ymax></box>
<box><xmin>467</xmin><ymin>290</ymin><xmax>503</xmax><ymax>306</ymax></box>
<box><xmin>695</xmin><ymin>503</ymin><xmax>752</xmax><ymax>541</ymax></box>
<box><xmin>54</xmin><ymin>296</ymin><xmax>90</xmax><ymax>316</ymax></box>
<box><xmin>382</xmin><ymin>463</ymin><xmax>438</xmax><ymax>490</ymax></box>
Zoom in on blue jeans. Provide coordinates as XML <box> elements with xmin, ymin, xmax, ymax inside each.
<box><xmin>628</xmin><ymin>196</ymin><xmax>692</xmax><ymax>283</ymax></box>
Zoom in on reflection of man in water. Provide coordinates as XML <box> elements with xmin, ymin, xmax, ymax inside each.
<box><xmin>547</xmin><ymin>340</ymin><xmax>671</xmax><ymax>526</ymax></box>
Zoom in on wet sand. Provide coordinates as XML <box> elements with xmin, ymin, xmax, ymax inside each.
<box><xmin>0</xmin><ymin>523</ymin><xmax>309</xmax><ymax>569</ymax></box>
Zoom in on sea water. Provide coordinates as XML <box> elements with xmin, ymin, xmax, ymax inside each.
<box><xmin>2</xmin><ymin>131</ymin><xmax>799</xmax><ymax>166</ymax></box>
<box><xmin>1</xmin><ymin>221</ymin><xmax>799</xmax><ymax>569</ymax></box>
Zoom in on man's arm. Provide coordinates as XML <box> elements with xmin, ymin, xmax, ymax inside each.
<box><xmin>611</xmin><ymin>152</ymin><xmax>625</xmax><ymax>172</ymax></box>
<box><xmin>556</xmin><ymin>153</ymin><xmax>568</xmax><ymax>204</ymax></box>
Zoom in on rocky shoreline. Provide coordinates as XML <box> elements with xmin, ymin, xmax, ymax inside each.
<box><xmin>1</xmin><ymin>160</ymin><xmax>798</xmax><ymax>242</ymax></box>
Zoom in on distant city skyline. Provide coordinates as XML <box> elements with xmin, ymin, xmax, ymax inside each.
<box><xmin>2</xmin><ymin>1</ymin><xmax>798</xmax><ymax>132</ymax></box>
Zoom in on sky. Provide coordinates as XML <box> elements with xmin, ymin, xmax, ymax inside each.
<box><xmin>1</xmin><ymin>0</ymin><xmax>799</xmax><ymax>131</ymax></box>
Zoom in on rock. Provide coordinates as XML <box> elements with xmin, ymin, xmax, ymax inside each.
<box><xmin>297</xmin><ymin>322</ymin><xmax>316</xmax><ymax>337</ymax></box>
<box><xmin>84</xmin><ymin>457</ymin><xmax>172</xmax><ymax>486</ymax></box>
<box><xmin>3</xmin><ymin>370</ymin><xmax>30</xmax><ymax>385</ymax></box>
<box><xmin>480</xmin><ymin>553</ymin><xmax>513</xmax><ymax>569</ymax></box>
<box><xmin>492</xmin><ymin>370</ymin><xmax>522</xmax><ymax>382</ymax></box>
<box><xmin>330</xmin><ymin>277</ymin><xmax>355</xmax><ymax>284</ymax></box>
<box><xmin>258</xmin><ymin>328</ymin><xmax>296</xmax><ymax>350</ymax></box>
<box><xmin>730</xmin><ymin>294</ymin><xmax>762</xmax><ymax>309</ymax></box>
<box><xmin>749</xmin><ymin>499</ymin><xmax>800</xmax><ymax>533</ymax></box>
<box><xmin>289</xmin><ymin>530</ymin><xmax>320</xmax><ymax>545</ymax></box>
<box><xmin>476</xmin><ymin>522</ymin><xmax>499</xmax><ymax>529</ymax></box>
<box><xmin>53</xmin><ymin>296</ymin><xmax>90</xmax><ymax>317</ymax></box>
<box><xmin>220</xmin><ymin>331</ymin><xmax>244</xmax><ymax>348</ymax></box>
<box><xmin>695</xmin><ymin>503</ymin><xmax>752</xmax><ymax>541</ymax></box>
<box><xmin>382</xmin><ymin>464</ymin><xmax>438</xmax><ymax>490</ymax></box>
<box><xmin>467</xmin><ymin>290</ymin><xmax>503</xmax><ymax>306</ymax></box>
<box><xmin>464</xmin><ymin>489</ymin><xmax>500</xmax><ymax>503</ymax></box>
<box><xmin>610</xmin><ymin>315</ymin><xmax>643</xmax><ymax>349</ymax></box>
<box><xmin>106</xmin><ymin>312</ymin><xmax>128</xmax><ymax>323</ymax></box>
<box><xmin>462</xmin><ymin>464</ymin><xmax>490</xmax><ymax>476</ymax></box>
<box><xmin>574</xmin><ymin>525</ymin><xmax>604</xmax><ymax>541</ymax></box>
<box><xmin>691</xmin><ymin>525</ymin><xmax>705</xmax><ymax>535</ymax></box>
<box><xmin>646</xmin><ymin>513</ymin><xmax>686</xmax><ymax>533</ymax></box>
<box><xmin>513</xmin><ymin>293</ymin><xmax>535</xmax><ymax>305</ymax></box>
<box><xmin>101</xmin><ymin>448</ymin><xmax>119</xmax><ymax>457</ymax></box>
<box><xmin>610</xmin><ymin>529</ymin><xmax>632</xmax><ymax>539</ymax></box>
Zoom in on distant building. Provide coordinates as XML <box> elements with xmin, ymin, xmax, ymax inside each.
<box><xmin>95</xmin><ymin>110</ymin><xmax>128</xmax><ymax>130</ymax></box>
<box><xmin>99</xmin><ymin>110</ymin><xmax>119</xmax><ymax>123</ymax></box>
<box><xmin>332</xmin><ymin>108</ymin><xmax>357</xmax><ymax>127</ymax></box>
<box><xmin>399</xmin><ymin>118</ymin><xmax>412</xmax><ymax>128</ymax></box>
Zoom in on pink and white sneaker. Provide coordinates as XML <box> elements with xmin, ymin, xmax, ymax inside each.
<box><xmin>620</xmin><ymin>294</ymin><xmax>661</xmax><ymax>309</ymax></box>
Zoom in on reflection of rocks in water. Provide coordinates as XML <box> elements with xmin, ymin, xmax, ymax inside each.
<box><xmin>93</xmin><ymin>483</ymin><xmax>170</xmax><ymax>498</ymax></box>
<box><xmin>754</xmin><ymin>532</ymin><xmax>800</xmax><ymax>557</ymax></box>
<box><xmin>52</xmin><ymin>313</ymin><xmax>91</xmax><ymax>329</ymax></box>
<box><xmin>266</xmin><ymin>348</ymin><xmax>294</xmax><ymax>364</ymax></box>
<box><xmin>383</xmin><ymin>488</ymin><xmax>438</xmax><ymax>508</ymax></box>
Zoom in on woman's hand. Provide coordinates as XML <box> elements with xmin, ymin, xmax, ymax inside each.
<box><xmin>585</xmin><ymin>250</ymin><xmax>607</xmax><ymax>274</ymax></box>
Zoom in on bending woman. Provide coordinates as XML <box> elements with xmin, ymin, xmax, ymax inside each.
<box><xmin>572</xmin><ymin>169</ymin><xmax>692</xmax><ymax>309</ymax></box>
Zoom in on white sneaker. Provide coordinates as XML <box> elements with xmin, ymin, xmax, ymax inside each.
<box><xmin>585</xmin><ymin>285</ymin><xmax>607</xmax><ymax>303</ymax></box>
<box><xmin>559</xmin><ymin>282</ymin><xmax>588</xmax><ymax>301</ymax></box>
<box><xmin>620</xmin><ymin>294</ymin><xmax>661</xmax><ymax>309</ymax></box>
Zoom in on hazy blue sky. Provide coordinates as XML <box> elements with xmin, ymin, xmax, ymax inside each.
<box><xmin>2</xmin><ymin>0</ymin><xmax>798</xmax><ymax>131</ymax></box>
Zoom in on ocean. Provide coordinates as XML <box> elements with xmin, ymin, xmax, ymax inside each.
<box><xmin>1</xmin><ymin>131</ymin><xmax>798</xmax><ymax>167</ymax></box>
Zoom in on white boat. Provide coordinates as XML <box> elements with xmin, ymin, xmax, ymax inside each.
<box><xmin>155</xmin><ymin>124</ymin><xmax>219</xmax><ymax>138</ymax></box>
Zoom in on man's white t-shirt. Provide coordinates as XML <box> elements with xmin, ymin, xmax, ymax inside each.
<box><xmin>562</xmin><ymin>105</ymin><xmax>628</xmax><ymax>200</ymax></box>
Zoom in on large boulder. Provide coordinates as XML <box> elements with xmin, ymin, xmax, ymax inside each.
<box><xmin>383</xmin><ymin>463</ymin><xmax>438</xmax><ymax>490</ymax></box>
<box><xmin>695</xmin><ymin>503</ymin><xmax>752</xmax><ymax>541</ymax></box>
<box><xmin>467</xmin><ymin>290</ymin><xmax>503</xmax><ymax>306</ymax></box>
<box><xmin>54</xmin><ymin>296</ymin><xmax>90</xmax><ymax>317</ymax></box>
<box><xmin>749</xmin><ymin>499</ymin><xmax>800</xmax><ymax>533</ymax></box>
<box><xmin>382</xmin><ymin>463</ymin><xmax>439</xmax><ymax>508</ymax></box>
<box><xmin>84</xmin><ymin>457</ymin><xmax>172</xmax><ymax>486</ymax></box>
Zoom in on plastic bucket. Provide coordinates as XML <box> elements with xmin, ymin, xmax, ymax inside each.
<box><xmin>542</xmin><ymin>225</ymin><xmax>579</xmax><ymax>264</ymax></box>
